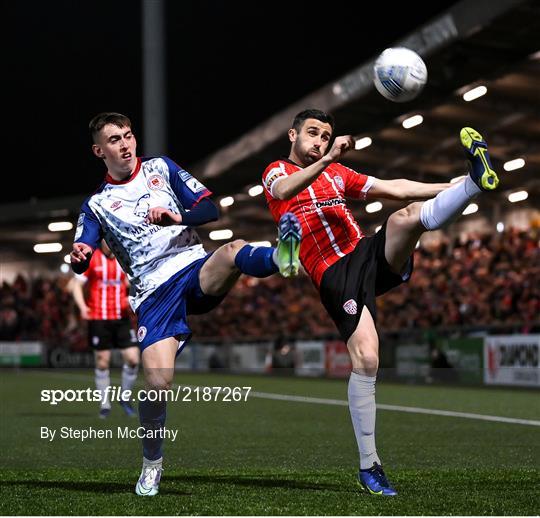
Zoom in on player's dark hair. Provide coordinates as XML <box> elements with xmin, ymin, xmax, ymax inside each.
<box><xmin>292</xmin><ymin>109</ymin><xmax>335</xmax><ymax>132</ymax></box>
<box><xmin>89</xmin><ymin>112</ymin><xmax>132</xmax><ymax>143</ymax></box>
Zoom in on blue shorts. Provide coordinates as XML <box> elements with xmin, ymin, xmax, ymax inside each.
<box><xmin>135</xmin><ymin>254</ymin><xmax>225</xmax><ymax>354</ymax></box>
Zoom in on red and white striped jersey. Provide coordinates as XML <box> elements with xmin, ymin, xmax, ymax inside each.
<box><xmin>263</xmin><ymin>159</ymin><xmax>374</xmax><ymax>288</ymax></box>
<box><xmin>80</xmin><ymin>248</ymin><xmax>129</xmax><ymax>320</ymax></box>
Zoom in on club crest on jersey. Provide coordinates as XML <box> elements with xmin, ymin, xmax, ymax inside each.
<box><xmin>137</xmin><ymin>326</ymin><xmax>147</xmax><ymax>342</ymax></box>
<box><xmin>334</xmin><ymin>175</ymin><xmax>345</xmax><ymax>191</ymax></box>
<box><xmin>343</xmin><ymin>299</ymin><xmax>358</xmax><ymax>315</ymax></box>
<box><xmin>147</xmin><ymin>174</ymin><xmax>165</xmax><ymax>190</ymax></box>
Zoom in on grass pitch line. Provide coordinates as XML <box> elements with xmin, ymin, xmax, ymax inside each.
<box><xmin>248</xmin><ymin>390</ymin><xmax>540</xmax><ymax>427</ymax></box>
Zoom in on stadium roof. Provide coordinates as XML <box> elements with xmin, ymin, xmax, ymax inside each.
<box><xmin>1</xmin><ymin>0</ymin><xmax>539</xmax><ymax>268</ymax></box>
<box><xmin>192</xmin><ymin>0</ymin><xmax>539</xmax><ymax>243</ymax></box>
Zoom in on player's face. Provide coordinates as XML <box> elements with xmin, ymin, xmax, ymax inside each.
<box><xmin>289</xmin><ymin>118</ymin><xmax>333</xmax><ymax>166</ymax></box>
<box><xmin>92</xmin><ymin>124</ymin><xmax>137</xmax><ymax>174</ymax></box>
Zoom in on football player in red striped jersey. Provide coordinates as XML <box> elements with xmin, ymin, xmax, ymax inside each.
<box><xmin>70</xmin><ymin>240</ymin><xmax>139</xmax><ymax>419</ymax></box>
<box><xmin>263</xmin><ymin>109</ymin><xmax>499</xmax><ymax>495</ymax></box>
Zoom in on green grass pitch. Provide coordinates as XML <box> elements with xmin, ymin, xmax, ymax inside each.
<box><xmin>1</xmin><ymin>369</ymin><xmax>538</xmax><ymax>515</ymax></box>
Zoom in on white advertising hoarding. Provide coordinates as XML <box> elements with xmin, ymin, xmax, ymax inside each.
<box><xmin>295</xmin><ymin>340</ymin><xmax>325</xmax><ymax>376</ymax></box>
<box><xmin>484</xmin><ymin>335</ymin><xmax>539</xmax><ymax>387</ymax></box>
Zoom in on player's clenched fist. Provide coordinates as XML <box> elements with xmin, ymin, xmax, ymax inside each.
<box><xmin>326</xmin><ymin>135</ymin><xmax>355</xmax><ymax>162</ymax></box>
<box><xmin>146</xmin><ymin>207</ymin><xmax>182</xmax><ymax>226</ymax></box>
<box><xmin>71</xmin><ymin>242</ymin><xmax>93</xmax><ymax>263</ymax></box>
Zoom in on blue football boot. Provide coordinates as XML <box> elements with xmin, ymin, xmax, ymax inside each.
<box><xmin>358</xmin><ymin>463</ymin><xmax>398</xmax><ymax>496</ymax></box>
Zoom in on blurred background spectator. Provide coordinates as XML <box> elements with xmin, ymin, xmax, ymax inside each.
<box><xmin>1</xmin><ymin>228</ymin><xmax>538</xmax><ymax>347</ymax></box>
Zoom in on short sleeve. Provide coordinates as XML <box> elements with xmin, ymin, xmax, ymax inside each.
<box><xmin>342</xmin><ymin>166</ymin><xmax>374</xmax><ymax>200</ymax></box>
<box><xmin>161</xmin><ymin>156</ymin><xmax>212</xmax><ymax>210</ymax></box>
<box><xmin>73</xmin><ymin>200</ymin><xmax>102</xmax><ymax>250</ymax></box>
<box><xmin>262</xmin><ymin>161</ymin><xmax>288</xmax><ymax>198</ymax></box>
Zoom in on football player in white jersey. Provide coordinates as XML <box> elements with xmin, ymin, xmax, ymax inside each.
<box><xmin>70</xmin><ymin>112</ymin><xmax>302</xmax><ymax>496</ymax></box>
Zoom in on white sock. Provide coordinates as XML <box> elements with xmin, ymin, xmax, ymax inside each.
<box><xmin>348</xmin><ymin>372</ymin><xmax>381</xmax><ymax>470</ymax></box>
<box><xmin>95</xmin><ymin>368</ymin><xmax>111</xmax><ymax>410</ymax></box>
<box><xmin>143</xmin><ymin>456</ymin><xmax>163</xmax><ymax>467</ymax></box>
<box><xmin>420</xmin><ymin>175</ymin><xmax>481</xmax><ymax>230</ymax></box>
<box><xmin>121</xmin><ymin>363</ymin><xmax>139</xmax><ymax>397</ymax></box>
<box><xmin>272</xmin><ymin>248</ymin><xmax>278</xmax><ymax>266</ymax></box>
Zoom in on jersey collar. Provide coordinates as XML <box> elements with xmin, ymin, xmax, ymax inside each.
<box><xmin>105</xmin><ymin>157</ymin><xmax>142</xmax><ymax>185</ymax></box>
<box><xmin>280</xmin><ymin>156</ymin><xmax>303</xmax><ymax>168</ymax></box>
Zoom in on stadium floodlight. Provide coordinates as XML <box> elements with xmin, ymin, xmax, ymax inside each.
<box><xmin>508</xmin><ymin>191</ymin><xmax>528</xmax><ymax>203</ymax></box>
<box><xmin>60</xmin><ymin>264</ymin><xmax>70</xmax><ymax>274</ymax></box>
<box><xmin>209</xmin><ymin>229</ymin><xmax>233</xmax><ymax>240</ymax></box>
<box><xmin>497</xmin><ymin>222</ymin><xmax>504</xmax><ymax>233</ymax></box>
<box><xmin>463</xmin><ymin>85</ymin><xmax>487</xmax><ymax>102</ymax></box>
<box><xmin>366</xmin><ymin>201</ymin><xmax>382</xmax><ymax>213</ymax></box>
<box><xmin>462</xmin><ymin>203</ymin><xmax>478</xmax><ymax>215</ymax></box>
<box><xmin>503</xmin><ymin>158</ymin><xmax>525</xmax><ymax>171</ymax></box>
<box><xmin>248</xmin><ymin>185</ymin><xmax>263</xmax><ymax>197</ymax></box>
<box><xmin>355</xmin><ymin>137</ymin><xmax>372</xmax><ymax>150</ymax></box>
<box><xmin>63</xmin><ymin>254</ymin><xmax>71</xmax><ymax>263</ymax></box>
<box><xmin>402</xmin><ymin>115</ymin><xmax>423</xmax><ymax>129</ymax></box>
<box><xmin>34</xmin><ymin>243</ymin><xmax>62</xmax><ymax>253</ymax></box>
<box><xmin>48</xmin><ymin>222</ymin><xmax>73</xmax><ymax>232</ymax></box>
<box><xmin>250</xmin><ymin>241</ymin><xmax>272</xmax><ymax>247</ymax></box>
<box><xmin>219</xmin><ymin>196</ymin><xmax>234</xmax><ymax>207</ymax></box>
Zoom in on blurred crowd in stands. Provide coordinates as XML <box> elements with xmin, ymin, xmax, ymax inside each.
<box><xmin>0</xmin><ymin>275</ymin><xmax>85</xmax><ymax>347</ymax></box>
<box><xmin>1</xmin><ymin>228</ymin><xmax>538</xmax><ymax>347</ymax></box>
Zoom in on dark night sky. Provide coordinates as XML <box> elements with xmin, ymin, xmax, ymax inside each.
<box><xmin>5</xmin><ymin>0</ymin><xmax>457</xmax><ymax>203</ymax></box>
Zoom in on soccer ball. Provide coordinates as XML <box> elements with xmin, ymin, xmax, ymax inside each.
<box><xmin>373</xmin><ymin>47</ymin><xmax>427</xmax><ymax>102</ymax></box>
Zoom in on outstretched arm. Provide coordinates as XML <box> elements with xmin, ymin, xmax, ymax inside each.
<box><xmin>367</xmin><ymin>177</ymin><xmax>455</xmax><ymax>202</ymax></box>
<box><xmin>272</xmin><ymin>136</ymin><xmax>356</xmax><ymax>200</ymax></box>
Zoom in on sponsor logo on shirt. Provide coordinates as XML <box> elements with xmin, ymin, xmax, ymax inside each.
<box><xmin>343</xmin><ymin>299</ymin><xmax>358</xmax><ymax>315</ymax></box>
<box><xmin>179</xmin><ymin>170</ymin><xmax>192</xmax><ymax>182</ymax></box>
<box><xmin>314</xmin><ymin>198</ymin><xmax>344</xmax><ymax>209</ymax></box>
<box><xmin>334</xmin><ymin>175</ymin><xmax>345</xmax><ymax>191</ymax></box>
<box><xmin>101</xmin><ymin>279</ymin><xmax>123</xmax><ymax>286</ymax></box>
<box><xmin>74</xmin><ymin>213</ymin><xmax>85</xmax><ymax>241</ymax></box>
<box><xmin>302</xmin><ymin>197</ymin><xmax>345</xmax><ymax>213</ymax></box>
<box><xmin>134</xmin><ymin>194</ymin><xmax>150</xmax><ymax>218</ymax></box>
<box><xmin>111</xmin><ymin>200</ymin><xmax>123</xmax><ymax>211</ymax></box>
<box><xmin>148</xmin><ymin>174</ymin><xmax>165</xmax><ymax>190</ymax></box>
<box><xmin>186</xmin><ymin>177</ymin><xmax>206</xmax><ymax>194</ymax></box>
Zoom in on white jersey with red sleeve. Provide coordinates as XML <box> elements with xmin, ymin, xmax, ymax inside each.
<box><xmin>262</xmin><ymin>159</ymin><xmax>374</xmax><ymax>288</ymax></box>
<box><xmin>78</xmin><ymin>248</ymin><xmax>129</xmax><ymax>320</ymax></box>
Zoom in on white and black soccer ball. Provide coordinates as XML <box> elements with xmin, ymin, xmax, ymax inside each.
<box><xmin>373</xmin><ymin>47</ymin><xmax>427</xmax><ymax>103</ymax></box>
